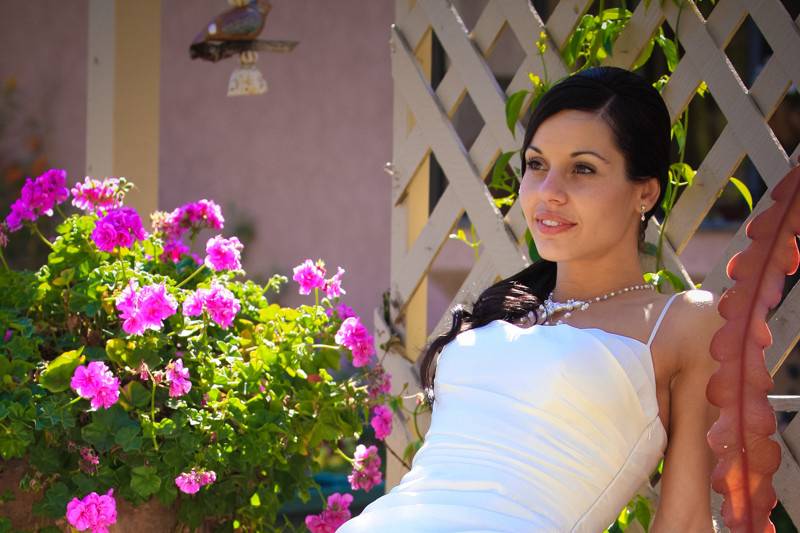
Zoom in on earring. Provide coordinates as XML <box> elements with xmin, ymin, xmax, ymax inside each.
<box><xmin>640</xmin><ymin>205</ymin><xmax>646</xmax><ymax>222</ymax></box>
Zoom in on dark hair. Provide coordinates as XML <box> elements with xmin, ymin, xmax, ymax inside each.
<box><xmin>417</xmin><ymin>66</ymin><xmax>671</xmax><ymax>403</ymax></box>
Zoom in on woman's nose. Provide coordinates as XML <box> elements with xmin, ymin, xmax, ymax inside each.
<box><xmin>537</xmin><ymin>169</ymin><xmax>568</xmax><ymax>201</ymax></box>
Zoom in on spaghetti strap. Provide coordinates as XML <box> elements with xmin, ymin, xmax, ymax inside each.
<box><xmin>645</xmin><ymin>292</ymin><xmax>681</xmax><ymax>348</ymax></box>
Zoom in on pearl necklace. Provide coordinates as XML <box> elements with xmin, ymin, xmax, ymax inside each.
<box><xmin>522</xmin><ymin>282</ymin><xmax>656</xmax><ymax>327</ymax></box>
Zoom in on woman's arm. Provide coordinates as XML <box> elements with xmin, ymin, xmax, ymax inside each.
<box><xmin>650</xmin><ymin>290</ymin><xmax>726</xmax><ymax>532</ymax></box>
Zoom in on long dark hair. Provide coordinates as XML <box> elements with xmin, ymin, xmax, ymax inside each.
<box><xmin>417</xmin><ymin>66</ymin><xmax>671</xmax><ymax>402</ymax></box>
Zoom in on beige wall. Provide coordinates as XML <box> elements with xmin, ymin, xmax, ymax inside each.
<box><xmin>0</xmin><ymin>0</ymin><xmax>88</xmax><ymax>184</ymax></box>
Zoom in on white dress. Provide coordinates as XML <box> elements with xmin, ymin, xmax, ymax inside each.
<box><xmin>336</xmin><ymin>293</ymin><xmax>679</xmax><ymax>533</ymax></box>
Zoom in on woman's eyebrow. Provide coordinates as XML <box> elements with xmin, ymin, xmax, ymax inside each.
<box><xmin>526</xmin><ymin>145</ymin><xmax>610</xmax><ymax>164</ymax></box>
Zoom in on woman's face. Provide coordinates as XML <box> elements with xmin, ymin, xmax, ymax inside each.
<box><xmin>518</xmin><ymin>109</ymin><xmax>650</xmax><ymax>263</ymax></box>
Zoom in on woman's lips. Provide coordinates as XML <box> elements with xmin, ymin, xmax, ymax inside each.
<box><xmin>535</xmin><ymin>219</ymin><xmax>577</xmax><ymax>235</ymax></box>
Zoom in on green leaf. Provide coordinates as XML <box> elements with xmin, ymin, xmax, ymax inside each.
<box><xmin>114</xmin><ymin>425</ymin><xmax>143</xmax><ymax>452</ymax></box>
<box><xmin>656</xmin><ymin>34</ymin><xmax>678</xmax><ymax>72</ymax></box>
<box><xmin>250</xmin><ymin>491</ymin><xmax>261</xmax><ymax>507</ymax></box>
<box><xmin>32</xmin><ymin>482</ymin><xmax>71</xmax><ymax>519</ymax></box>
<box><xmin>492</xmin><ymin>151</ymin><xmax>517</xmax><ymax>185</ymax></box>
<box><xmin>634</xmin><ymin>495</ymin><xmax>652</xmax><ymax>529</ymax></box>
<box><xmin>631</xmin><ymin>36</ymin><xmax>655</xmax><ymax>71</ymax></box>
<box><xmin>38</xmin><ymin>347</ymin><xmax>85</xmax><ymax>393</ymax></box>
<box><xmin>119</xmin><ymin>380</ymin><xmax>151</xmax><ymax>410</ymax></box>
<box><xmin>82</xmin><ymin>420</ymin><xmax>115</xmax><ymax>452</ymax></box>
<box><xmin>505</xmin><ymin>90</ymin><xmax>529</xmax><ymax>136</ymax></box>
<box><xmin>0</xmin><ymin>420</ymin><xmax>34</xmax><ymax>459</ymax></box>
<box><xmin>105</xmin><ymin>338</ymin><xmax>130</xmax><ymax>366</ymax></box>
<box><xmin>130</xmin><ymin>466</ymin><xmax>161</xmax><ymax>499</ymax></box>
<box><xmin>728</xmin><ymin>176</ymin><xmax>753</xmax><ymax>212</ymax></box>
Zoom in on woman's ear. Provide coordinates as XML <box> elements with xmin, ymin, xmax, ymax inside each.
<box><xmin>639</xmin><ymin>176</ymin><xmax>661</xmax><ymax>212</ymax></box>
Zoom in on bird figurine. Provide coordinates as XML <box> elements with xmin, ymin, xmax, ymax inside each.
<box><xmin>189</xmin><ymin>0</ymin><xmax>298</xmax><ymax>96</ymax></box>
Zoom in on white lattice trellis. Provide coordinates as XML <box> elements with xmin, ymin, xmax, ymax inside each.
<box><xmin>379</xmin><ymin>0</ymin><xmax>800</xmax><ymax>529</ymax></box>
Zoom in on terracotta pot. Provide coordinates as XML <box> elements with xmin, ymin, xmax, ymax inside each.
<box><xmin>0</xmin><ymin>459</ymin><xmax>215</xmax><ymax>532</ymax></box>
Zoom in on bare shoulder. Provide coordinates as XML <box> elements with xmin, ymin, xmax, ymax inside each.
<box><xmin>669</xmin><ymin>288</ymin><xmax>726</xmax><ymax>372</ymax></box>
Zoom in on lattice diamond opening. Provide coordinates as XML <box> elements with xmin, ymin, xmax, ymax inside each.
<box><xmin>724</xmin><ymin>14</ymin><xmax>774</xmax><ymax>90</ymax></box>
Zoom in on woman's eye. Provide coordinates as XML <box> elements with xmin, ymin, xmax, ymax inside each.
<box><xmin>525</xmin><ymin>158</ymin><xmax>544</xmax><ymax>170</ymax></box>
<box><xmin>525</xmin><ymin>158</ymin><xmax>594</xmax><ymax>175</ymax></box>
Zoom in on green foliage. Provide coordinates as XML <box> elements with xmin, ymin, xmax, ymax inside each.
<box><xmin>0</xmin><ymin>201</ymin><xmax>388</xmax><ymax>529</ymax></box>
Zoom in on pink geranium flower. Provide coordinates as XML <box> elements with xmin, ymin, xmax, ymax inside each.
<box><xmin>66</xmin><ymin>488</ymin><xmax>117</xmax><ymax>533</ymax></box>
<box><xmin>160</xmin><ymin>238</ymin><xmax>190</xmax><ymax>263</ymax></box>
<box><xmin>323</xmin><ymin>266</ymin><xmax>346</xmax><ymax>299</ymax></box>
<box><xmin>91</xmin><ymin>207</ymin><xmax>147</xmax><ymax>252</ymax></box>
<box><xmin>367</xmin><ymin>366</ymin><xmax>392</xmax><ymax>399</ymax></box>
<box><xmin>71</xmin><ymin>177</ymin><xmax>124</xmax><ymax>214</ymax></box>
<box><xmin>165</xmin><ymin>359</ymin><xmax>191</xmax><ymax>398</ymax></box>
<box><xmin>204</xmin><ymin>235</ymin><xmax>243</xmax><ymax>271</ymax></box>
<box><xmin>156</xmin><ymin>199</ymin><xmax>224</xmax><ymax>241</ymax></box>
<box><xmin>347</xmin><ymin>444</ymin><xmax>382</xmax><ymax>492</ymax></box>
<box><xmin>325</xmin><ymin>302</ymin><xmax>357</xmax><ymax>320</ymax></box>
<box><xmin>175</xmin><ymin>468</ymin><xmax>217</xmax><ymax>494</ymax></box>
<box><xmin>5</xmin><ymin>168</ymin><xmax>69</xmax><ymax>232</ymax></box>
<box><xmin>305</xmin><ymin>492</ymin><xmax>353</xmax><ymax>533</ymax></box>
<box><xmin>70</xmin><ymin>361</ymin><xmax>120</xmax><ymax>410</ymax></box>
<box><xmin>115</xmin><ymin>280</ymin><xmax>178</xmax><ymax>335</ymax></box>
<box><xmin>182</xmin><ymin>283</ymin><xmax>240</xmax><ymax>329</ymax></box>
<box><xmin>292</xmin><ymin>258</ymin><xmax>326</xmax><ymax>295</ymax></box>
<box><xmin>334</xmin><ymin>316</ymin><xmax>375</xmax><ymax>367</ymax></box>
<box><xmin>370</xmin><ymin>404</ymin><xmax>393</xmax><ymax>440</ymax></box>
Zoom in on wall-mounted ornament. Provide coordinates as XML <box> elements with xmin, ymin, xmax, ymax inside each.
<box><xmin>189</xmin><ymin>0</ymin><xmax>298</xmax><ymax>96</ymax></box>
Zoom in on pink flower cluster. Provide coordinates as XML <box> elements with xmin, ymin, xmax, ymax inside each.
<box><xmin>151</xmin><ymin>199</ymin><xmax>224</xmax><ymax>264</ymax></box>
<box><xmin>156</xmin><ymin>199</ymin><xmax>224</xmax><ymax>240</ymax></box>
<box><xmin>347</xmin><ymin>444</ymin><xmax>382</xmax><ymax>492</ymax></box>
<box><xmin>325</xmin><ymin>302</ymin><xmax>356</xmax><ymax>320</ymax></box>
<box><xmin>182</xmin><ymin>283</ymin><xmax>240</xmax><ymax>329</ymax></box>
<box><xmin>70</xmin><ymin>361</ymin><xmax>120</xmax><ymax>410</ymax></box>
<box><xmin>115</xmin><ymin>280</ymin><xmax>178</xmax><ymax>335</ymax></box>
<box><xmin>370</xmin><ymin>404</ymin><xmax>393</xmax><ymax>440</ymax></box>
<box><xmin>204</xmin><ymin>235</ymin><xmax>243</xmax><ymax>271</ymax></box>
<box><xmin>165</xmin><ymin>359</ymin><xmax>191</xmax><ymax>398</ymax></box>
<box><xmin>161</xmin><ymin>238</ymin><xmax>191</xmax><ymax>263</ymax></box>
<box><xmin>91</xmin><ymin>207</ymin><xmax>147</xmax><ymax>253</ymax></box>
<box><xmin>292</xmin><ymin>258</ymin><xmax>347</xmax><ymax>299</ymax></box>
<box><xmin>304</xmin><ymin>492</ymin><xmax>353</xmax><ymax>533</ymax></box>
<box><xmin>367</xmin><ymin>366</ymin><xmax>392</xmax><ymax>399</ymax></box>
<box><xmin>334</xmin><ymin>316</ymin><xmax>375</xmax><ymax>367</ymax></box>
<box><xmin>78</xmin><ymin>445</ymin><xmax>100</xmax><ymax>474</ymax></box>
<box><xmin>66</xmin><ymin>489</ymin><xmax>117</xmax><ymax>533</ymax></box>
<box><xmin>174</xmin><ymin>468</ymin><xmax>217</xmax><ymax>494</ymax></box>
<box><xmin>5</xmin><ymin>168</ymin><xmax>69</xmax><ymax>231</ymax></box>
<box><xmin>71</xmin><ymin>177</ymin><xmax>124</xmax><ymax>214</ymax></box>
<box><xmin>324</xmin><ymin>266</ymin><xmax>346</xmax><ymax>299</ymax></box>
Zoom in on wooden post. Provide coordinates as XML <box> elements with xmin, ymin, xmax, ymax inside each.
<box><xmin>86</xmin><ymin>0</ymin><xmax>161</xmax><ymax>217</ymax></box>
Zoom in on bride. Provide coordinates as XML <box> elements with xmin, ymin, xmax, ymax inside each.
<box><xmin>337</xmin><ymin>65</ymin><xmax>724</xmax><ymax>532</ymax></box>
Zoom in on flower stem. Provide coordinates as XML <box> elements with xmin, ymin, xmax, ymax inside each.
<box><xmin>312</xmin><ymin>483</ymin><xmax>328</xmax><ymax>508</ymax></box>
<box><xmin>149</xmin><ymin>371</ymin><xmax>159</xmax><ymax>452</ymax></box>
<box><xmin>314</xmin><ymin>287</ymin><xmax>319</xmax><ymax>307</ymax></box>
<box><xmin>334</xmin><ymin>446</ymin><xmax>354</xmax><ymax>464</ymax></box>
<box><xmin>311</xmin><ymin>344</ymin><xmax>340</xmax><ymax>351</ymax></box>
<box><xmin>0</xmin><ymin>248</ymin><xmax>9</xmax><ymax>270</ymax></box>
<box><xmin>64</xmin><ymin>396</ymin><xmax>83</xmax><ymax>409</ymax></box>
<box><xmin>176</xmin><ymin>264</ymin><xmax>206</xmax><ymax>289</ymax></box>
<box><xmin>383</xmin><ymin>441</ymin><xmax>412</xmax><ymax>471</ymax></box>
<box><xmin>55</xmin><ymin>204</ymin><xmax>67</xmax><ymax>219</ymax></box>
<box><xmin>30</xmin><ymin>223</ymin><xmax>54</xmax><ymax>250</ymax></box>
